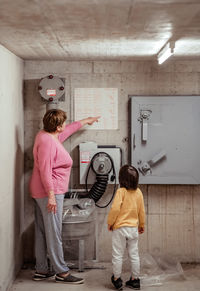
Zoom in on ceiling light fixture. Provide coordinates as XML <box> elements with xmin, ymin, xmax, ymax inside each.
<box><xmin>157</xmin><ymin>41</ymin><xmax>175</xmax><ymax>65</ymax></box>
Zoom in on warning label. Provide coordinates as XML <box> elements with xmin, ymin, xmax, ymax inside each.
<box><xmin>80</xmin><ymin>151</ymin><xmax>91</xmax><ymax>163</ymax></box>
<box><xmin>47</xmin><ymin>89</ymin><xmax>56</xmax><ymax>96</ymax></box>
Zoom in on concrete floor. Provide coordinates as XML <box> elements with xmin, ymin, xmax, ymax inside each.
<box><xmin>9</xmin><ymin>263</ymin><xmax>200</xmax><ymax>291</ymax></box>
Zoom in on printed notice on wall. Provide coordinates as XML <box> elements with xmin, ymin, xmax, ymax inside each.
<box><xmin>74</xmin><ymin>88</ymin><xmax>118</xmax><ymax>130</ymax></box>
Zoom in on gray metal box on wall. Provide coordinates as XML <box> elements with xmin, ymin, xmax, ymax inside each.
<box><xmin>130</xmin><ymin>96</ymin><xmax>200</xmax><ymax>184</ymax></box>
<box><xmin>79</xmin><ymin>142</ymin><xmax>121</xmax><ymax>184</ymax></box>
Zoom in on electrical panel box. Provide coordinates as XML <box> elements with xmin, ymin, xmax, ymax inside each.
<box><xmin>130</xmin><ymin>96</ymin><xmax>200</xmax><ymax>184</ymax></box>
<box><xmin>79</xmin><ymin>142</ymin><xmax>121</xmax><ymax>184</ymax></box>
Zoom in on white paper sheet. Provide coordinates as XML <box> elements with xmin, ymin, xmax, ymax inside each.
<box><xmin>74</xmin><ymin>88</ymin><xmax>118</xmax><ymax>130</ymax></box>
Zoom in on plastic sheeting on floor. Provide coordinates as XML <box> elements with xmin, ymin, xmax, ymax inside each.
<box><xmin>140</xmin><ymin>253</ymin><xmax>185</xmax><ymax>287</ymax></box>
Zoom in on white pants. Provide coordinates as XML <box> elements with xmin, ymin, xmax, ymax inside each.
<box><xmin>112</xmin><ymin>226</ymin><xmax>140</xmax><ymax>278</ymax></box>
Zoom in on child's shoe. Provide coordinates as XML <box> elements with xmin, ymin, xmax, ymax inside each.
<box><xmin>126</xmin><ymin>278</ymin><xmax>140</xmax><ymax>290</ymax></box>
<box><xmin>111</xmin><ymin>275</ymin><xmax>123</xmax><ymax>290</ymax></box>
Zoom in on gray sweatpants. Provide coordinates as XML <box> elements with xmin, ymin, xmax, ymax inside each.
<box><xmin>34</xmin><ymin>194</ymin><xmax>69</xmax><ymax>274</ymax></box>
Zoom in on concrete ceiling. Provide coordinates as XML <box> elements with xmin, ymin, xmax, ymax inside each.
<box><xmin>0</xmin><ymin>0</ymin><xmax>200</xmax><ymax>61</ymax></box>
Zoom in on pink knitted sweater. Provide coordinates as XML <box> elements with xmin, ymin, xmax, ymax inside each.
<box><xmin>29</xmin><ymin>121</ymin><xmax>82</xmax><ymax>198</ymax></box>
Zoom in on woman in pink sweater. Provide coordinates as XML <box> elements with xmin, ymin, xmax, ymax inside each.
<box><xmin>29</xmin><ymin>109</ymin><xmax>99</xmax><ymax>284</ymax></box>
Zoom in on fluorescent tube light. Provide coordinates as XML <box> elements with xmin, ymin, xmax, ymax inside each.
<box><xmin>158</xmin><ymin>42</ymin><xmax>175</xmax><ymax>65</ymax></box>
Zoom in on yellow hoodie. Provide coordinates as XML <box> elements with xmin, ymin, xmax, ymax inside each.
<box><xmin>107</xmin><ymin>187</ymin><xmax>145</xmax><ymax>230</ymax></box>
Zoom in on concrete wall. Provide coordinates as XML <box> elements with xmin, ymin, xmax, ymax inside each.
<box><xmin>0</xmin><ymin>45</ymin><xmax>24</xmax><ymax>291</ymax></box>
<box><xmin>24</xmin><ymin>59</ymin><xmax>200</xmax><ymax>264</ymax></box>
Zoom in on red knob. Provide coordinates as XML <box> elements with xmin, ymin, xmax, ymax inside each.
<box><xmin>38</xmin><ymin>86</ymin><xmax>42</xmax><ymax>90</ymax></box>
<box><xmin>49</xmin><ymin>97</ymin><xmax>53</xmax><ymax>101</ymax></box>
<box><xmin>48</xmin><ymin>75</ymin><xmax>53</xmax><ymax>79</ymax></box>
<box><xmin>59</xmin><ymin>86</ymin><xmax>64</xmax><ymax>90</ymax></box>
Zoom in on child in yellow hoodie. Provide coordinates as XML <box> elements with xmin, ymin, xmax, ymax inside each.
<box><xmin>107</xmin><ymin>165</ymin><xmax>145</xmax><ymax>290</ymax></box>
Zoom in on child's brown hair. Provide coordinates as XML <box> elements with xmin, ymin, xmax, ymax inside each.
<box><xmin>119</xmin><ymin>165</ymin><xmax>139</xmax><ymax>190</ymax></box>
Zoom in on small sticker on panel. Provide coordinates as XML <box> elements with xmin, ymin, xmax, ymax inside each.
<box><xmin>80</xmin><ymin>151</ymin><xmax>91</xmax><ymax>163</ymax></box>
